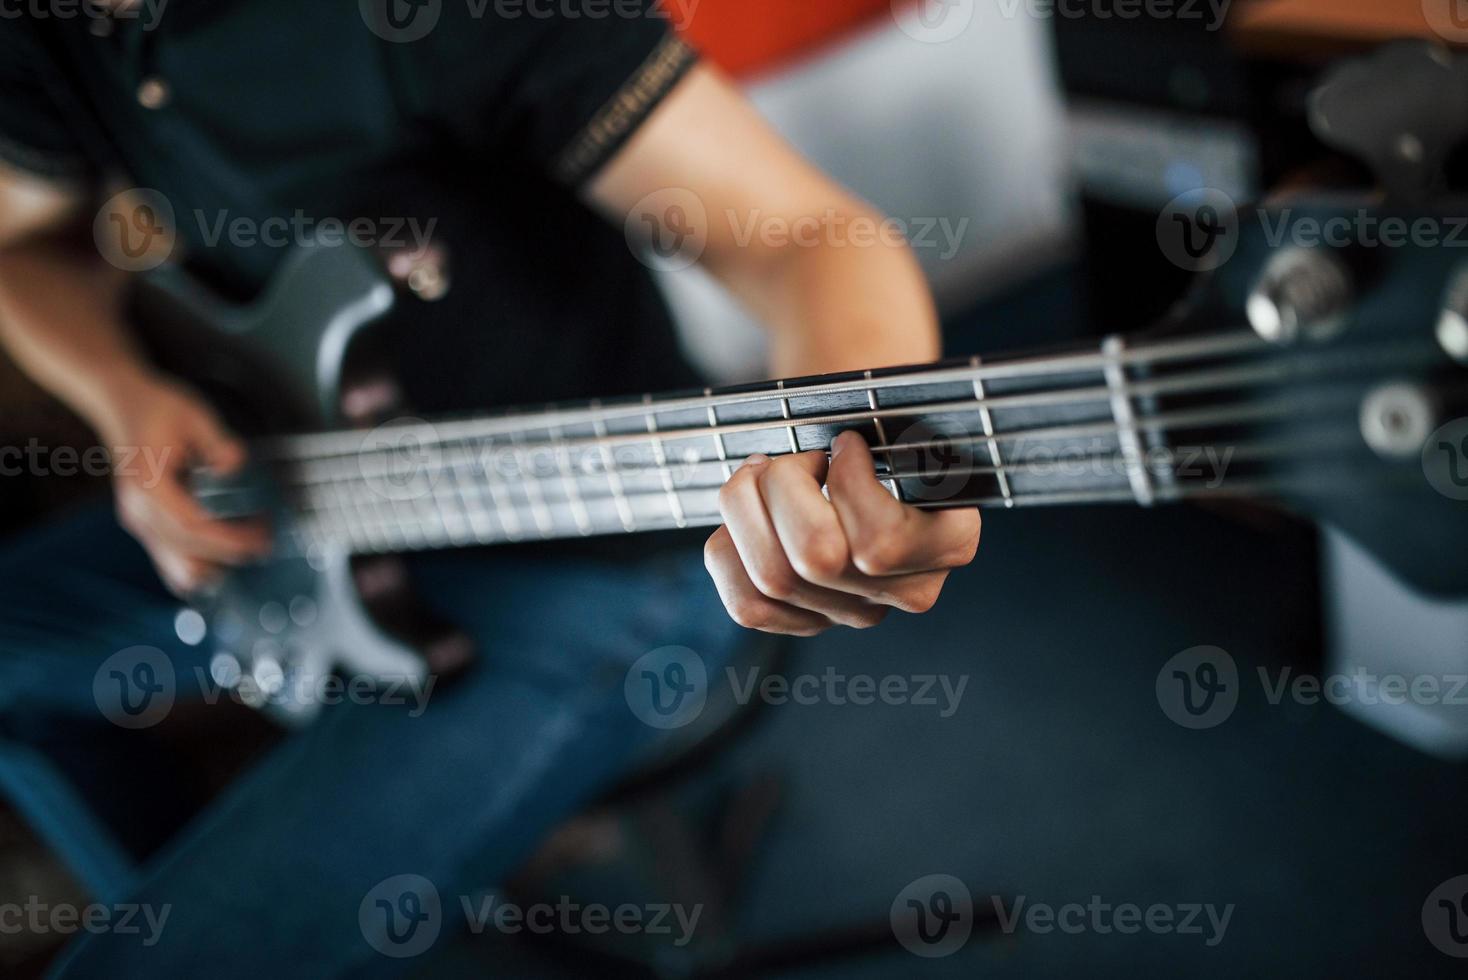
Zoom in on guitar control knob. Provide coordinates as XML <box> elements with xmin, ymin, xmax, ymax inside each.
<box><xmin>1360</xmin><ymin>382</ymin><xmax>1437</xmax><ymax>459</ymax></box>
<box><xmin>1246</xmin><ymin>247</ymin><xmax>1354</xmax><ymax>344</ymax></box>
<box><xmin>1435</xmin><ymin>262</ymin><xmax>1468</xmax><ymax>364</ymax></box>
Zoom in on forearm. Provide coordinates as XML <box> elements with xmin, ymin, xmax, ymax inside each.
<box><xmin>733</xmin><ymin>209</ymin><xmax>941</xmax><ymax>377</ymax></box>
<box><xmin>588</xmin><ymin>66</ymin><xmax>940</xmax><ymax>379</ymax></box>
<box><xmin>0</xmin><ymin>232</ymin><xmax>158</xmax><ymax>442</ymax></box>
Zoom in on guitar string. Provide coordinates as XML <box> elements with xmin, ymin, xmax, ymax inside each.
<box><xmin>283</xmin><ymin>425</ymin><xmax>1370</xmax><ymax>552</ymax></box>
<box><xmin>294</xmin><ymin>428</ymin><xmax>1363</xmax><ymax>536</ymax></box>
<box><xmin>267</xmin><ymin>404</ymin><xmax>1370</xmax><ymax>558</ymax></box>
<box><xmin>283</xmin><ymin>393</ymin><xmax>1350</xmax><ymax>501</ymax></box>
<box><xmin>257</xmin><ymin>330</ymin><xmax>1277</xmax><ymax>461</ymax></box>
<box><xmin>289</xmin><ymin>463</ymin><xmax>1410</xmax><ymax>555</ymax></box>
<box><xmin>294</xmin><ymin>426</ymin><xmax>1362</xmax><ymax>501</ymax></box>
<box><xmin>268</xmin><ymin>342</ymin><xmax>1422</xmax><ymax>490</ymax></box>
<box><xmin>203</xmin><ymin>335</ymin><xmax>1447</xmax><ymax>548</ymax></box>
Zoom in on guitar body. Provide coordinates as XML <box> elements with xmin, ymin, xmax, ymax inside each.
<box><xmin>132</xmin><ymin>243</ymin><xmax>465</xmax><ymax>724</ymax></box>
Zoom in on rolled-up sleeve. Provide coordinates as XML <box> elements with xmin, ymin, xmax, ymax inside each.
<box><xmin>0</xmin><ymin>25</ymin><xmax>93</xmax><ymax>181</ymax></box>
<box><xmin>393</xmin><ymin>2</ymin><xmax>699</xmax><ymax>187</ymax></box>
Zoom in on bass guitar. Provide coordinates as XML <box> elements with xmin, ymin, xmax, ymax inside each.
<box><xmin>132</xmin><ymin>201</ymin><xmax>1468</xmax><ymax>723</ymax></box>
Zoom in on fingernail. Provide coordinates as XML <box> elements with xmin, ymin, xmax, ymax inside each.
<box><xmin>743</xmin><ymin>453</ymin><xmax>770</xmax><ymax>468</ymax></box>
<box><xmin>831</xmin><ymin>431</ymin><xmax>856</xmax><ymax>458</ymax></box>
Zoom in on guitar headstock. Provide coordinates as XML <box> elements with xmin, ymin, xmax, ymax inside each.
<box><xmin>1159</xmin><ymin>200</ymin><xmax>1468</xmax><ymax>595</ymax></box>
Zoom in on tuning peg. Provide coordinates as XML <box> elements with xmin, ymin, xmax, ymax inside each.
<box><xmin>1246</xmin><ymin>247</ymin><xmax>1354</xmax><ymax>345</ymax></box>
<box><xmin>1308</xmin><ymin>40</ymin><xmax>1468</xmax><ymax>204</ymax></box>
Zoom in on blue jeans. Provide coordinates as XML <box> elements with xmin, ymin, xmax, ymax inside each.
<box><xmin>0</xmin><ymin>503</ymin><xmax>742</xmax><ymax>977</ymax></box>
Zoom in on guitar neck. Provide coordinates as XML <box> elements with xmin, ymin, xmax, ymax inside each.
<box><xmin>259</xmin><ymin>328</ymin><xmax>1395</xmax><ymax>556</ymax></box>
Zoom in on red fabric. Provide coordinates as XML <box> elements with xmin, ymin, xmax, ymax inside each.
<box><xmin>673</xmin><ymin>0</ymin><xmax>904</xmax><ymax>77</ymax></box>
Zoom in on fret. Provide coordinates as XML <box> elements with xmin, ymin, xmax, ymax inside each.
<box><xmin>346</xmin><ymin>455</ymin><xmax>400</xmax><ymax>551</ymax></box>
<box><xmin>448</xmin><ymin>454</ymin><xmax>495</xmax><ymax>544</ymax></box>
<box><xmin>319</xmin><ymin>457</ymin><xmax>354</xmax><ymax>549</ymax></box>
<box><xmin>968</xmin><ymin>355</ymin><xmax>1013</xmax><ymax>508</ymax></box>
<box><xmin>1101</xmin><ymin>336</ymin><xmax>1155</xmax><ymax>507</ymax></box>
<box><xmin>508</xmin><ymin>426</ymin><xmax>554</xmax><ymax>538</ymax></box>
<box><xmin>863</xmin><ymin>369</ymin><xmax>902</xmax><ymax>501</ymax></box>
<box><xmin>591</xmin><ymin>399</ymin><xmax>636</xmax><ymax>532</ymax></box>
<box><xmin>402</xmin><ymin>478</ymin><xmax>444</xmax><ymax>548</ymax></box>
<box><xmin>313</xmin><ymin>460</ymin><xmax>357</xmax><ymax>551</ymax></box>
<box><xmin>431</xmin><ymin>457</ymin><xmax>472</xmax><ymax>546</ymax></box>
<box><xmin>861</xmin><ymin>370</ymin><xmax>890</xmax><ymax>447</ymax></box>
<box><xmin>363</xmin><ymin>488</ymin><xmax>403</xmax><ymax>549</ymax></box>
<box><xmin>480</xmin><ymin>442</ymin><xmax>525</xmax><ymax>543</ymax></box>
<box><xmin>643</xmin><ymin>394</ymin><xmax>688</xmax><ymax>528</ymax></box>
<box><xmin>775</xmin><ymin>380</ymin><xmax>800</xmax><ymax>454</ymax></box>
<box><xmin>705</xmin><ymin>387</ymin><xmax>734</xmax><ymax>483</ymax></box>
<box><xmin>416</xmin><ymin>448</ymin><xmax>456</xmax><ymax>546</ymax></box>
<box><xmin>470</xmin><ymin>442</ymin><xmax>509</xmax><ymax>543</ymax></box>
<box><xmin>549</xmin><ymin>422</ymin><xmax>592</xmax><ymax>536</ymax></box>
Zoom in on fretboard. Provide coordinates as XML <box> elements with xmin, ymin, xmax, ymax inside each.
<box><xmin>257</xmin><ymin>328</ymin><xmax>1404</xmax><ymax>556</ymax></box>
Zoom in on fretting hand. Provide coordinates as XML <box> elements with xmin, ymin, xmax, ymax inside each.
<box><xmin>703</xmin><ymin>430</ymin><xmax>981</xmax><ymax>635</ymax></box>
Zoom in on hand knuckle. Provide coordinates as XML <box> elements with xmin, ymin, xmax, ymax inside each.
<box><xmin>751</xmin><ymin>562</ymin><xmax>800</xmax><ymax>601</ymax></box>
<box><xmin>852</xmin><ymin>537</ymin><xmax>901</xmax><ymax>576</ymax></box>
<box><xmin>728</xmin><ymin>597</ymin><xmax>771</xmax><ymax>630</ymax></box>
<box><xmin>753</xmin><ymin>460</ymin><xmax>782</xmax><ymax>493</ymax></box>
<box><xmin>897</xmin><ymin>582</ymin><xmax>942</xmax><ymax>614</ymax></box>
<box><xmin>703</xmin><ymin>531</ymin><xmax>729</xmax><ymax>571</ymax></box>
<box><xmin>841</xmin><ymin>606</ymin><xmax>889</xmax><ymax>630</ymax></box>
<box><xmin>789</xmin><ymin>530</ymin><xmax>848</xmax><ymax>582</ymax></box>
<box><xmin>716</xmin><ymin>473</ymin><xmax>749</xmax><ymax>513</ymax></box>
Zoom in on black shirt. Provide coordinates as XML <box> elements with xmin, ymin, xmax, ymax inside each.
<box><xmin>1</xmin><ymin>0</ymin><xmax>702</xmax><ymax>411</ymax></box>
